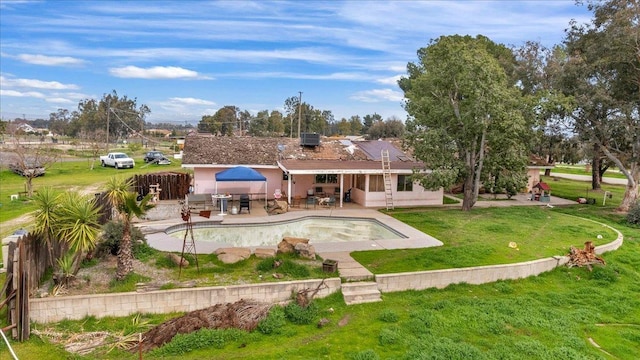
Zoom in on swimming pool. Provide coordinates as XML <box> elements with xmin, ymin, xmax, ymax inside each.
<box><xmin>166</xmin><ymin>216</ymin><xmax>406</xmax><ymax>248</ymax></box>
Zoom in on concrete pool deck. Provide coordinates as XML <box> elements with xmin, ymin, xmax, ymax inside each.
<box><xmin>137</xmin><ymin>194</ymin><xmax>577</xmax><ymax>281</ymax></box>
<box><xmin>138</xmin><ymin>205</ymin><xmax>443</xmax><ymax>281</ymax></box>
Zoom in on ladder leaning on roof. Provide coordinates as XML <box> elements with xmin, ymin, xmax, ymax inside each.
<box><xmin>381</xmin><ymin>149</ymin><xmax>394</xmax><ymax>210</ymax></box>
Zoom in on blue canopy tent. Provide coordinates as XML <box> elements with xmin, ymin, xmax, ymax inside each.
<box><xmin>214</xmin><ymin>166</ymin><xmax>268</xmax><ymax>208</ymax></box>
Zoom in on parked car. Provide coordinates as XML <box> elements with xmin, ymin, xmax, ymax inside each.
<box><xmin>143</xmin><ymin>150</ymin><xmax>171</xmax><ymax>164</ymax></box>
<box><xmin>9</xmin><ymin>161</ymin><xmax>45</xmax><ymax>177</ymax></box>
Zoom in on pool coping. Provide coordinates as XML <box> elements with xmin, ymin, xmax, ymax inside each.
<box><xmin>142</xmin><ymin>207</ymin><xmax>444</xmax><ymax>255</ymax></box>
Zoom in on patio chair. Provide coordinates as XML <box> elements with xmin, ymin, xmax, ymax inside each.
<box><xmin>305</xmin><ymin>196</ymin><xmax>316</xmax><ymax>209</ymax></box>
<box><xmin>292</xmin><ymin>195</ymin><xmax>301</xmax><ymax>208</ymax></box>
<box><xmin>239</xmin><ymin>194</ymin><xmax>250</xmax><ymax>214</ymax></box>
<box><xmin>326</xmin><ymin>195</ymin><xmax>337</xmax><ymax>208</ymax></box>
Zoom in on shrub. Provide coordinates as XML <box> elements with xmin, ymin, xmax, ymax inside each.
<box><xmin>378</xmin><ymin>309</ymin><xmax>399</xmax><ymax>323</ymax></box>
<box><xmin>284</xmin><ymin>301</ymin><xmax>318</xmax><ymax>325</ymax></box>
<box><xmin>627</xmin><ymin>201</ymin><xmax>640</xmax><ymax>226</ymax></box>
<box><xmin>96</xmin><ymin>220</ymin><xmax>150</xmax><ymax>259</ymax></box>
<box><xmin>257</xmin><ymin>306</ymin><xmax>286</xmax><ymax>334</ymax></box>
<box><xmin>378</xmin><ymin>326</ymin><xmax>401</xmax><ymax>345</ymax></box>
<box><xmin>149</xmin><ymin>328</ymin><xmax>242</xmax><ymax>356</ymax></box>
<box><xmin>351</xmin><ymin>349</ymin><xmax>380</xmax><ymax>360</ymax></box>
<box><xmin>256</xmin><ymin>257</ymin><xmax>310</xmax><ymax>278</ymax></box>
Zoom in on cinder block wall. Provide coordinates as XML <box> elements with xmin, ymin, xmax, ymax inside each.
<box><xmin>31</xmin><ymin>278</ymin><xmax>341</xmax><ymax>323</ymax></box>
<box><xmin>376</xmin><ymin>256</ymin><xmax>569</xmax><ymax>293</ymax></box>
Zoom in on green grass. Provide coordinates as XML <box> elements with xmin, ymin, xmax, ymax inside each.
<box><xmin>541</xmin><ymin>175</ymin><xmax>626</xmax><ymax>206</ymax></box>
<box><xmin>551</xmin><ymin>164</ymin><xmax>627</xmax><ymax>179</ymax></box>
<box><xmin>352</xmin><ymin>206</ymin><xmax>617</xmax><ymax>274</ymax></box>
<box><xmin>153</xmin><ymin>252</ymin><xmax>331</xmax><ymax>286</ymax></box>
<box><xmin>8</xmin><ymin>218</ymin><xmax>639</xmax><ymax>359</ymax></box>
<box><xmin>0</xmin><ymin>155</ymin><xmax>187</xmax><ymax>232</ymax></box>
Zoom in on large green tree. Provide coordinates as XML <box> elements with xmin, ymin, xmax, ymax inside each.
<box><xmin>68</xmin><ymin>90</ymin><xmax>150</xmax><ymax>142</ymax></box>
<box><xmin>400</xmin><ymin>35</ymin><xmax>529</xmax><ymax>211</ymax></box>
<box><xmin>563</xmin><ymin>0</ymin><xmax>639</xmax><ymax>211</ymax></box>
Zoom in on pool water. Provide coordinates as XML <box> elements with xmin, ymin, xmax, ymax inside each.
<box><xmin>167</xmin><ymin>216</ymin><xmax>405</xmax><ymax>247</ymax></box>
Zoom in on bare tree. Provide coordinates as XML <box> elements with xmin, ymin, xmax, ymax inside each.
<box><xmin>10</xmin><ymin>138</ymin><xmax>59</xmax><ymax>196</ymax></box>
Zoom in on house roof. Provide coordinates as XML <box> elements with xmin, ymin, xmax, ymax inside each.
<box><xmin>182</xmin><ymin>134</ymin><xmax>422</xmax><ymax>173</ymax></box>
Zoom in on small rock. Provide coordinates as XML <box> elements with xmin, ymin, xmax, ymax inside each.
<box><xmin>318</xmin><ymin>318</ymin><xmax>330</xmax><ymax>328</ymax></box>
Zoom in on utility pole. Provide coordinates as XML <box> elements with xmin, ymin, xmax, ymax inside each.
<box><xmin>105</xmin><ymin>99</ymin><xmax>110</xmax><ymax>152</ymax></box>
<box><xmin>297</xmin><ymin>91</ymin><xmax>302</xmax><ymax>138</ymax></box>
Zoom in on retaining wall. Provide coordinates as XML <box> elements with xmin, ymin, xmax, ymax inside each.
<box><xmin>30</xmin><ymin>278</ymin><xmax>341</xmax><ymax>323</ymax></box>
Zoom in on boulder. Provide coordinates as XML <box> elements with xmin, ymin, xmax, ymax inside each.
<box><xmin>277</xmin><ymin>237</ymin><xmax>309</xmax><ymax>254</ymax></box>
<box><xmin>254</xmin><ymin>248</ymin><xmax>276</xmax><ymax>259</ymax></box>
<box><xmin>294</xmin><ymin>242</ymin><xmax>316</xmax><ymax>259</ymax></box>
<box><xmin>215</xmin><ymin>247</ymin><xmax>252</xmax><ymax>264</ymax></box>
<box><xmin>167</xmin><ymin>253</ymin><xmax>189</xmax><ymax>268</ymax></box>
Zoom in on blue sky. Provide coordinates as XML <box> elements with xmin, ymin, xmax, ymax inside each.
<box><xmin>0</xmin><ymin>0</ymin><xmax>592</xmax><ymax>125</ymax></box>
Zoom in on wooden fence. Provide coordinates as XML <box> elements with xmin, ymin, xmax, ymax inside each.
<box><xmin>130</xmin><ymin>172</ymin><xmax>191</xmax><ymax>200</ymax></box>
<box><xmin>2</xmin><ymin>232</ymin><xmax>51</xmax><ymax>340</ymax></box>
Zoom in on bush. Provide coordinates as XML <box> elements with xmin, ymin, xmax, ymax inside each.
<box><xmin>351</xmin><ymin>349</ymin><xmax>380</xmax><ymax>360</ymax></box>
<box><xmin>96</xmin><ymin>220</ymin><xmax>150</xmax><ymax>259</ymax></box>
<box><xmin>378</xmin><ymin>326</ymin><xmax>401</xmax><ymax>345</ymax></box>
<box><xmin>257</xmin><ymin>306</ymin><xmax>286</xmax><ymax>334</ymax></box>
<box><xmin>378</xmin><ymin>309</ymin><xmax>399</xmax><ymax>323</ymax></box>
<box><xmin>256</xmin><ymin>257</ymin><xmax>310</xmax><ymax>278</ymax></box>
<box><xmin>284</xmin><ymin>301</ymin><xmax>318</xmax><ymax>325</ymax></box>
<box><xmin>627</xmin><ymin>201</ymin><xmax>640</xmax><ymax>226</ymax></box>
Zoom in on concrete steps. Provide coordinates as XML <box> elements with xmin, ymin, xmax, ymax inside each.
<box><xmin>342</xmin><ymin>281</ymin><xmax>382</xmax><ymax>305</ymax></box>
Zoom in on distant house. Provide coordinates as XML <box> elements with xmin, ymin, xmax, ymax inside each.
<box><xmin>181</xmin><ymin>134</ymin><xmax>443</xmax><ymax>208</ymax></box>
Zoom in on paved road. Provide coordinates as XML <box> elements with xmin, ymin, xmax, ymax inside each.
<box><xmin>545</xmin><ymin>172</ymin><xmax>627</xmax><ymax>185</ymax></box>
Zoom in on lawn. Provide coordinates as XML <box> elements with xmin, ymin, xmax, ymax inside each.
<box><xmin>351</xmin><ymin>206</ymin><xmax>618</xmax><ymax>274</ymax></box>
<box><xmin>5</xmin><ymin>208</ymin><xmax>638</xmax><ymax>360</ymax></box>
<box><xmin>0</xmin><ymin>152</ymin><xmax>187</xmax><ymax>231</ymax></box>
<box><xmin>550</xmin><ymin>164</ymin><xmax>627</xmax><ymax>180</ymax></box>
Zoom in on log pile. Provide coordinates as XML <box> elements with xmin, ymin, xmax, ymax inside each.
<box><xmin>137</xmin><ymin>299</ymin><xmax>272</xmax><ymax>353</ymax></box>
<box><xmin>567</xmin><ymin>241</ymin><xmax>606</xmax><ymax>271</ymax></box>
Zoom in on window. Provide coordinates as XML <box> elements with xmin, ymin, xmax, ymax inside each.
<box><xmin>368</xmin><ymin>175</ymin><xmax>385</xmax><ymax>192</ymax></box>
<box><xmin>315</xmin><ymin>174</ymin><xmax>337</xmax><ymax>184</ymax></box>
<box><xmin>355</xmin><ymin>174</ymin><xmax>365</xmax><ymax>191</ymax></box>
<box><xmin>397</xmin><ymin>175</ymin><xmax>413</xmax><ymax>192</ymax></box>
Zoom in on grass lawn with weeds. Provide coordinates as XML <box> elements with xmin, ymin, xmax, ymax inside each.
<box><xmin>551</xmin><ymin>165</ymin><xmax>627</xmax><ymax>179</ymax></box>
<box><xmin>8</xmin><ymin>213</ymin><xmax>638</xmax><ymax>359</ymax></box>
<box><xmin>352</xmin><ymin>206</ymin><xmax>618</xmax><ymax>274</ymax></box>
<box><xmin>0</xmin><ymin>157</ymin><xmax>187</xmax><ymax>227</ymax></box>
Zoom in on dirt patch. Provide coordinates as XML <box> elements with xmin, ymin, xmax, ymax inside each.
<box><xmin>37</xmin><ymin>256</ymin><xmax>176</xmax><ymax>297</ymax></box>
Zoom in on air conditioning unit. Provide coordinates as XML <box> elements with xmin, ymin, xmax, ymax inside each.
<box><xmin>300</xmin><ymin>132</ymin><xmax>320</xmax><ymax>147</ymax></box>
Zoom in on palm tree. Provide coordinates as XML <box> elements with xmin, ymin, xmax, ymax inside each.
<box><xmin>104</xmin><ymin>176</ymin><xmax>155</xmax><ymax>280</ymax></box>
<box><xmin>55</xmin><ymin>192</ymin><xmax>102</xmax><ymax>276</ymax></box>
<box><xmin>115</xmin><ymin>192</ymin><xmax>155</xmax><ymax>280</ymax></box>
<box><xmin>32</xmin><ymin>187</ymin><xmax>61</xmax><ymax>268</ymax></box>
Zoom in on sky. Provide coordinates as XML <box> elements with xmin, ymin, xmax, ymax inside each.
<box><xmin>0</xmin><ymin>0</ymin><xmax>593</xmax><ymax>125</ymax></box>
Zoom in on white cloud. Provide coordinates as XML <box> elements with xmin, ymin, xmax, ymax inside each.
<box><xmin>109</xmin><ymin>66</ymin><xmax>207</xmax><ymax>79</ymax></box>
<box><xmin>17</xmin><ymin>54</ymin><xmax>85</xmax><ymax>66</ymax></box>
<box><xmin>45</xmin><ymin>97</ymin><xmax>75</xmax><ymax>104</ymax></box>
<box><xmin>1</xmin><ymin>75</ymin><xmax>79</xmax><ymax>90</ymax></box>
<box><xmin>376</xmin><ymin>75</ymin><xmax>403</xmax><ymax>86</ymax></box>
<box><xmin>0</xmin><ymin>89</ymin><xmax>46</xmax><ymax>98</ymax></box>
<box><xmin>168</xmin><ymin>97</ymin><xmax>215</xmax><ymax>106</ymax></box>
<box><xmin>350</xmin><ymin>88</ymin><xmax>404</xmax><ymax>103</ymax></box>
